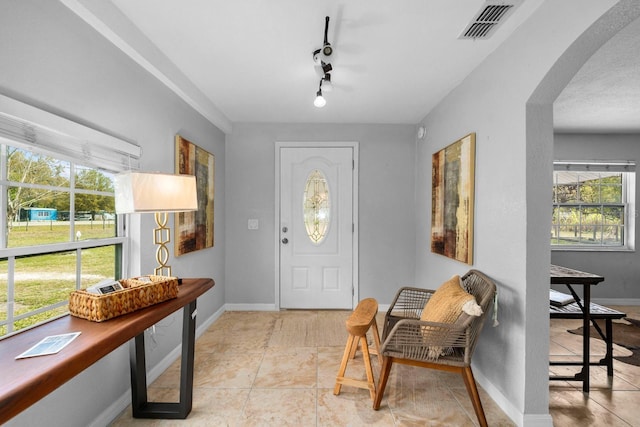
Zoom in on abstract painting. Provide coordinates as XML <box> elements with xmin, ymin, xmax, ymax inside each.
<box><xmin>175</xmin><ymin>135</ymin><xmax>215</xmax><ymax>255</ymax></box>
<box><xmin>431</xmin><ymin>133</ymin><xmax>475</xmax><ymax>264</ymax></box>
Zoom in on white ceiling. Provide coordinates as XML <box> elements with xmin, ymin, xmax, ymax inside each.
<box><xmin>554</xmin><ymin>15</ymin><xmax>640</xmax><ymax>134</ymax></box>
<box><xmin>70</xmin><ymin>1</ymin><xmax>639</xmax><ymax>133</ymax></box>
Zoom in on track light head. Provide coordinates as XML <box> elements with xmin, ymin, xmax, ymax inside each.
<box><xmin>322</xmin><ymin>43</ymin><xmax>332</xmax><ymax>57</ymax></box>
<box><xmin>314</xmin><ymin>89</ymin><xmax>326</xmax><ymax>108</ymax></box>
<box><xmin>321</xmin><ymin>73</ymin><xmax>333</xmax><ymax>92</ymax></box>
<box><xmin>312</xmin><ymin>49</ymin><xmax>322</xmax><ymax>64</ymax></box>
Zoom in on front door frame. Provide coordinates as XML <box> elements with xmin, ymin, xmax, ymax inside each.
<box><xmin>274</xmin><ymin>141</ymin><xmax>359</xmax><ymax>310</ymax></box>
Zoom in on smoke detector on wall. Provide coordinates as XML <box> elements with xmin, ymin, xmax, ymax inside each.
<box><xmin>459</xmin><ymin>1</ymin><xmax>522</xmax><ymax>40</ymax></box>
<box><xmin>417</xmin><ymin>126</ymin><xmax>426</xmax><ymax>139</ymax></box>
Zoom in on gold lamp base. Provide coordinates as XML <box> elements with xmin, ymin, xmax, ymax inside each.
<box><xmin>154</xmin><ymin>212</ymin><xmax>171</xmax><ymax>276</ymax></box>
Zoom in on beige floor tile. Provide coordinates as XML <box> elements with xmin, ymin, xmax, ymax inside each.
<box><xmin>317</xmin><ymin>346</ymin><xmax>346</xmax><ymax>389</ymax></box>
<box><xmin>193</xmin><ymin>351</ymin><xmax>264</xmax><ymax>388</ymax></box>
<box><xmin>317</xmin><ymin>388</ymin><xmax>394</xmax><ymax>426</ymax></box>
<box><xmin>239</xmin><ymin>388</ymin><xmax>317</xmax><ymax>426</ymax></box>
<box><xmin>253</xmin><ymin>347</ymin><xmax>317</xmax><ymax>388</ymax></box>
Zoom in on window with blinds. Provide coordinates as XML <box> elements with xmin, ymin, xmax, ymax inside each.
<box><xmin>0</xmin><ymin>95</ymin><xmax>140</xmax><ymax>338</ymax></box>
<box><xmin>552</xmin><ymin>161</ymin><xmax>636</xmax><ymax>250</ymax></box>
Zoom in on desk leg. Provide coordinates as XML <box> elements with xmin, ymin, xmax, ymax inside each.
<box><xmin>130</xmin><ymin>300</ymin><xmax>197</xmax><ymax>419</ymax></box>
<box><xmin>581</xmin><ymin>285</ymin><xmax>590</xmax><ymax>393</ymax></box>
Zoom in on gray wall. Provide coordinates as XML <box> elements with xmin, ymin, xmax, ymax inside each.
<box><xmin>414</xmin><ymin>1</ymin><xmax>637</xmax><ymax>425</ymax></box>
<box><xmin>553</xmin><ymin>133</ymin><xmax>640</xmax><ymax>302</ymax></box>
<box><xmin>225</xmin><ymin>123</ymin><xmax>416</xmax><ymax>307</ymax></box>
<box><xmin>1</xmin><ymin>1</ymin><xmax>225</xmax><ymax>426</ymax></box>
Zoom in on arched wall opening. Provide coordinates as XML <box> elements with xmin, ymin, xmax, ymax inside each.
<box><xmin>526</xmin><ymin>0</ymin><xmax>640</xmax><ymax>419</ymax></box>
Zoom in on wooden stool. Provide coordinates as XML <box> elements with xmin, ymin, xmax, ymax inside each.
<box><xmin>333</xmin><ymin>298</ymin><xmax>382</xmax><ymax>400</ymax></box>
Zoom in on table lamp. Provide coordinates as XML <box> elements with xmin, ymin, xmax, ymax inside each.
<box><xmin>114</xmin><ymin>171</ymin><xmax>198</xmax><ymax>276</ymax></box>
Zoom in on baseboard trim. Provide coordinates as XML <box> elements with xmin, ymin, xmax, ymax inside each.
<box><xmin>89</xmin><ymin>390</ymin><xmax>131</xmax><ymax>427</ymax></box>
<box><xmin>224</xmin><ymin>303</ymin><xmax>278</xmax><ymax>311</ymax></box>
<box><xmin>473</xmin><ymin>366</ymin><xmax>553</xmax><ymax>427</ymax></box>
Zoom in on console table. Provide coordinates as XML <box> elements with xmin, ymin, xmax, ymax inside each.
<box><xmin>0</xmin><ymin>277</ymin><xmax>214</xmax><ymax>424</ymax></box>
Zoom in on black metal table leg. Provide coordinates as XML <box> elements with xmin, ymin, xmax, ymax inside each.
<box><xmin>582</xmin><ymin>284</ymin><xmax>590</xmax><ymax>392</ymax></box>
<box><xmin>130</xmin><ymin>300</ymin><xmax>197</xmax><ymax>419</ymax></box>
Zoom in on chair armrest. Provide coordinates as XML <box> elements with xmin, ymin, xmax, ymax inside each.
<box><xmin>386</xmin><ymin>286</ymin><xmax>436</xmax><ymax>319</ymax></box>
<box><xmin>382</xmin><ymin>287</ymin><xmax>435</xmax><ymax>340</ymax></box>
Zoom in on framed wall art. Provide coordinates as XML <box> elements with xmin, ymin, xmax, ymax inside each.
<box><xmin>431</xmin><ymin>132</ymin><xmax>475</xmax><ymax>264</ymax></box>
<box><xmin>175</xmin><ymin>135</ymin><xmax>215</xmax><ymax>255</ymax></box>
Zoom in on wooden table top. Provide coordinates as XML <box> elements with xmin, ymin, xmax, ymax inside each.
<box><xmin>550</xmin><ymin>264</ymin><xmax>604</xmax><ymax>285</ymax></box>
<box><xmin>0</xmin><ymin>277</ymin><xmax>214</xmax><ymax>424</ymax></box>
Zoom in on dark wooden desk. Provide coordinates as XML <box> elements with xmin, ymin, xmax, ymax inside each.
<box><xmin>549</xmin><ymin>265</ymin><xmax>603</xmax><ymax>392</ymax></box>
<box><xmin>0</xmin><ymin>277</ymin><xmax>214</xmax><ymax>424</ymax></box>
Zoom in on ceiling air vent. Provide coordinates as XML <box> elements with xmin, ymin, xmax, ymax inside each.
<box><xmin>459</xmin><ymin>1</ymin><xmax>520</xmax><ymax>40</ymax></box>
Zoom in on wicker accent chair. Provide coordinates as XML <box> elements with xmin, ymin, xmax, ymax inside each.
<box><xmin>373</xmin><ymin>270</ymin><xmax>497</xmax><ymax>427</ymax></box>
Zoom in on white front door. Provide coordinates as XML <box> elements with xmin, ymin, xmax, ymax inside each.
<box><xmin>279</xmin><ymin>145</ymin><xmax>355</xmax><ymax>309</ymax></box>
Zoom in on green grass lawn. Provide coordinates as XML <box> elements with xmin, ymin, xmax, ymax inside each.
<box><xmin>1</xmin><ymin>222</ymin><xmax>118</xmax><ymax>336</ymax></box>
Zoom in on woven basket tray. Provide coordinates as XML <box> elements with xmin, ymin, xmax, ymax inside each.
<box><xmin>69</xmin><ymin>275</ymin><xmax>179</xmax><ymax>322</ymax></box>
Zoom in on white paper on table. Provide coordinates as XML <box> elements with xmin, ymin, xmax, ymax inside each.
<box><xmin>15</xmin><ymin>332</ymin><xmax>81</xmax><ymax>359</ymax></box>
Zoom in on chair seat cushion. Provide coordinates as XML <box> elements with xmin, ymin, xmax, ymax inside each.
<box><xmin>420</xmin><ymin>275</ymin><xmax>482</xmax><ymax>324</ymax></box>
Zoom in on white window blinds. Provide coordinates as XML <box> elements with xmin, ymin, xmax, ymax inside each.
<box><xmin>554</xmin><ymin>161</ymin><xmax>635</xmax><ymax>173</ymax></box>
<box><xmin>0</xmin><ymin>94</ymin><xmax>140</xmax><ymax>172</ymax></box>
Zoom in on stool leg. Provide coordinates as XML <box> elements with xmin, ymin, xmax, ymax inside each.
<box><xmin>360</xmin><ymin>336</ymin><xmax>376</xmax><ymax>400</ymax></box>
<box><xmin>348</xmin><ymin>333</ymin><xmax>359</xmax><ymax>360</ymax></box>
<box><xmin>370</xmin><ymin>318</ymin><xmax>383</xmax><ymax>365</ymax></box>
<box><xmin>334</xmin><ymin>334</ymin><xmax>355</xmax><ymax>395</ymax></box>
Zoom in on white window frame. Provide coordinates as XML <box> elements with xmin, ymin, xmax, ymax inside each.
<box><xmin>552</xmin><ymin>160</ymin><xmax>636</xmax><ymax>252</ymax></box>
<box><xmin>0</xmin><ymin>95</ymin><xmax>140</xmax><ymax>338</ymax></box>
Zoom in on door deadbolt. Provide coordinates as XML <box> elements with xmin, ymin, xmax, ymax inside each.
<box><xmin>282</xmin><ymin>226</ymin><xmax>288</xmax><ymax>233</ymax></box>
<box><xmin>281</xmin><ymin>238</ymin><xmax>289</xmax><ymax>244</ymax></box>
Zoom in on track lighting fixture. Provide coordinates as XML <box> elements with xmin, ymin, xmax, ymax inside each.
<box><xmin>312</xmin><ymin>16</ymin><xmax>334</xmax><ymax>108</ymax></box>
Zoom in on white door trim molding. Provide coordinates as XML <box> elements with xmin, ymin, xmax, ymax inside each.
<box><xmin>274</xmin><ymin>141</ymin><xmax>359</xmax><ymax>310</ymax></box>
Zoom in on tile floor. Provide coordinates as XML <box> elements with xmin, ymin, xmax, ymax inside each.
<box><xmin>111</xmin><ymin>310</ymin><xmax>512</xmax><ymax>426</ymax></box>
<box><xmin>111</xmin><ymin>306</ymin><xmax>640</xmax><ymax>426</ymax></box>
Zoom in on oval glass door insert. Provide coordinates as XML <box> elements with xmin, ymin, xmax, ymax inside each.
<box><xmin>303</xmin><ymin>169</ymin><xmax>331</xmax><ymax>243</ymax></box>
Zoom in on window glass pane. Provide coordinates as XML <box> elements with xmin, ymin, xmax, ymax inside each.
<box><xmin>74</xmin><ymin>166</ymin><xmax>117</xmax><ymax>229</ymax></box>
<box><xmin>602</xmin><ymin>206</ymin><xmax>624</xmax><ymax>224</ymax></box>
<box><xmin>553</xmin><ymin>182</ymin><xmax>578</xmax><ymax>203</ymax></box>
<box><xmin>81</xmin><ymin>246</ymin><xmax>118</xmax><ymax>288</ymax></box>
<box><xmin>303</xmin><ymin>169</ymin><xmax>330</xmax><ymax>244</ymax></box>
<box><xmin>12</xmin><ymin>252</ymin><xmax>76</xmax><ymax>333</ymax></box>
<box><xmin>578</xmin><ymin>179</ymin><xmax>599</xmax><ymax>203</ymax></box>
<box><xmin>74</xmin><ymin>165</ymin><xmax>115</xmax><ymax>191</ymax></box>
<box><xmin>602</xmin><ymin>225</ymin><xmax>623</xmax><ymax>245</ymax></box>
<box><xmin>579</xmin><ymin>225</ymin><xmax>602</xmax><ymax>244</ymax></box>
<box><xmin>556</xmin><ymin>225</ymin><xmax>578</xmax><ymax>245</ymax></box>
<box><xmin>600</xmin><ymin>174</ymin><xmax>623</xmax><ymax>203</ymax></box>
<box><xmin>7</xmin><ymin>189</ymin><xmax>71</xmax><ymax>247</ymax></box>
<box><xmin>75</xmin><ymin>219</ymin><xmax>116</xmax><ymax>240</ymax></box>
<box><xmin>7</xmin><ymin>146</ymin><xmax>70</xmax><ymax>187</ymax></box>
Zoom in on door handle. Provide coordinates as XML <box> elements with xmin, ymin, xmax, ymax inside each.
<box><xmin>281</xmin><ymin>238</ymin><xmax>289</xmax><ymax>244</ymax></box>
